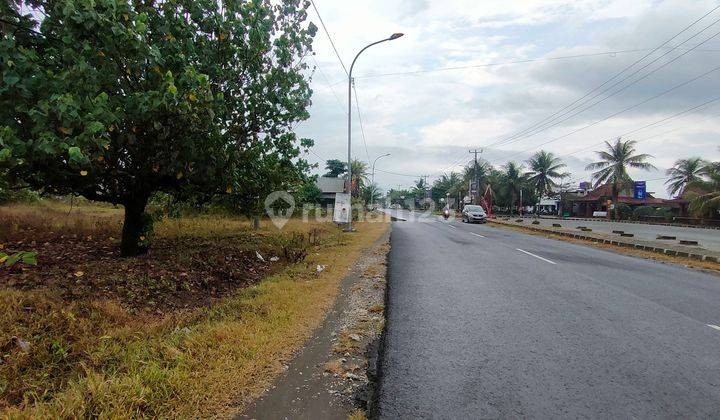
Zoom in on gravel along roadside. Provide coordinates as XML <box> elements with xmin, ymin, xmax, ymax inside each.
<box><xmin>240</xmin><ymin>229</ymin><xmax>390</xmax><ymax>420</ymax></box>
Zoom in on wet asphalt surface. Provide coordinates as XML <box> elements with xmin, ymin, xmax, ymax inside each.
<box><xmin>377</xmin><ymin>210</ymin><xmax>720</xmax><ymax>418</ymax></box>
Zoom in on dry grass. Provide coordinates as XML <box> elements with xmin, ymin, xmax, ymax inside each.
<box><xmin>324</xmin><ymin>359</ymin><xmax>344</xmax><ymax>375</ymax></box>
<box><xmin>348</xmin><ymin>408</ymin><xmax>368</xmax><ymax>420</ymax></box>
<box><xmin>491</xmin><ymin>221</ymin><xmax>720</xmax><ymax>274</ymax></box>
<box><xmin>1</xmin><ymin>200</ymin><xmax>389</xmax><ymax>418</ymax></box>
<box><xmin>368</xmin><ymin>304</ymin><xmax>384</xmax><ymax>313</ymax></box>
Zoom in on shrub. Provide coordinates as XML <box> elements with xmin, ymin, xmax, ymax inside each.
<box><xmin>616</xmin><ymin>203</ymin><xmax>633</xmax><ymax>220</ymax></box>
<box><xmin>631</xmin><ymin>206</ymin><xmax>655</xmax><ymax>221</ymax></box>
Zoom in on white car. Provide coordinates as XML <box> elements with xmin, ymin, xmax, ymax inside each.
<box><xmin>461</xmin><ymin>205</ymin><xmax>487</xmax><ymax>223</ymax></box>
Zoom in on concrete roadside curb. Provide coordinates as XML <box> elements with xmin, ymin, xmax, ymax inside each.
<box><xmin>490</xmin><ymin>219</ymin><xmax>720</xmax><ymax>263</ymax></box>
<box><xmin>523</xmin><ymin>215</ymin><xmax>720</xmax><ymax>231</ymax></box>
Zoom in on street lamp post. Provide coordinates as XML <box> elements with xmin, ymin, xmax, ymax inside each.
<box><xmin>346</xmin><ymin>33</ymin><xmax>404</xmax><ymax>232</ymax></box>
<box><xmin>370</xmin><ymin>153</ymin><xmax>391</xmax><ymax>209</ymax></box>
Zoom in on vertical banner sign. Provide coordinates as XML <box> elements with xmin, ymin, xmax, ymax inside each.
<box><xmin>634</xmin><ymin>181</ymin><xmax>646</xmax><ymax>200</ymax></box>
<box><xmin>333</xmin><ymin>193</ymin><xmax>352</xmax><ymax>224</ymax></box>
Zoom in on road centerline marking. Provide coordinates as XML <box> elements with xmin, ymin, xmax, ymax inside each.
<box><xmin>707</xmin><ymin>324</ymin><xmax>720</xmax><ymax>331</ymax></box>
<box><xmin>516</xmin><ymin>248</ymin><xmax>557</xmax><ymax>265</ymax></box>
<box><xmin>470</xmin><ymin>232</ymin><xmax>485</xmax><ymax>238</ymax></box>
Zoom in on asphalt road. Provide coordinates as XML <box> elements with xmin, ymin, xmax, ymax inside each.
<box><xmin>377</xmin><ymin>210</ymin><xmax>720</xmax><ymax>418</ymax></box>
<box><xmin>528</xmin><ymin>217</ymin><xmax>720</xmax><ymax>252</ymax></box>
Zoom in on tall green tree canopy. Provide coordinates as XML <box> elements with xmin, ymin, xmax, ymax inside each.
<box><xmin>685</xmin><ymin>157</ymin><xmax>720</xmax><ymax>218</ymax></box>
<box><xmin>586</xmin><ymin>138</ymin><xmax>655</xmax><ymax>219</ymax></box>
<box><xmin>665</xmin><ymin>157</ymin><xmax>707</xmax><ymax>198</ymax></box>
<box><xmin>0</xmin><ymin>0</ymin><xmax>317</xmax><ymax>255</ymax></box>
<box><xmin>323</xmin><ymin>159</ymin><xmax>346</xmax><ymax>177</ymax></box>
<box><xmin>525</xmin><ymin>150</ymin><xmax>569</xmax><ymax>200</ymax></box>
<box><xmin>502</xmin><ymin>161</ymin><xmax>525</xmax><ymax>214</ymax></box>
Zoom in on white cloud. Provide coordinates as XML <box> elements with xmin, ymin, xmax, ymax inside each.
<box><xmin>299</xmin><ymin>0</ymin><xmax>720</xmax><ymax>197</ymax></box>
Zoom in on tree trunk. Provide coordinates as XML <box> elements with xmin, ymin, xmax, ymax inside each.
<box><xmin>252</xmin><ymin>215</ymin><xmax>260</xmax><ymax>230</ymax></box>
<box><xmin>120</xmin><ymin>194</ymin><xmax>151</xmax><ymax>257</ymax></box>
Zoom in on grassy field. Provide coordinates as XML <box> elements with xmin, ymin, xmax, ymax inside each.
<box><xmin>0</xmin><ymin>200</ymin><xmax>389</xmax><ymax>418</ymax></box>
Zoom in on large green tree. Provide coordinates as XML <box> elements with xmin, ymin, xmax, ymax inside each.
<box><xmin>685</xmin><ymin>158</ymin><xmax>720</xmax><ymax>218</ymax></box>
<box><xmin>0</xmin><ymin>0</ymin><xmax>316</xmax><ymax>255</ymax></box>
<box><xmin>525</xmin><ymin>150</ymin><xmax>569</xmax><ymax>212</ymax></box>
<box><xmin>502</xmin><ymin>161</ymin><xmax>525</xmax><ymax>214</ymax></box>
<box><xmin>323</xmin><ymin>159</ymin><xmax>346</xmax><ymax>177</ymax></box>
<box><xmin>586</xmin><ymin>138</ymin><xmax>656</xmax><ymax>220</ymax></box>
<box><xmin>349</xmin><ymin>159</ymin><xmax>368</xmax><ymax>197</ymax></box>
<box><xmin>665</xmin><ymin>157</ymin><xmax>707</xmax><ymax>197</ymax></box>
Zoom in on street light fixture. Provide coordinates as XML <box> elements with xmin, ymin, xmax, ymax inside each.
<box><xmin>370</xmin><ymin>153</ymin><xmax>391</xmax><ymax>209</ymax></box>
<box><xmin>346</xmin><ymin>33</ymin><xmax>404</xmax><ymax>232</ymax></box>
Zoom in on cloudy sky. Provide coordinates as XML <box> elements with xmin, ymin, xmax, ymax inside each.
<box><xmin>296</xmin><ymin>0</ymin><xmax>720</xmax><ymax>198</ymax></box>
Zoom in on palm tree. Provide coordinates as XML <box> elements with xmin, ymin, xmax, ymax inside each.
<box><xmin>585</xmin><ymin>138</ymin><xmax>656</xmax><ymax>220</ymax></box>
<box><xmin>349</xmin><ymin>159</ymin><xmax>369</xmax><ymax>197</ymax></box>
<box><xmin>525</xmin><ymin>150</ymin><xmax>569</xmax><ymax>212</ymax></box>
<box><xmin>665</xmin><ymin>157</ymin><xmax>708</xmax><ymax>198</ymax></box>
<box><xmin>503</xmin><ymin>162</ymin><xmax>525</xmax><ymax>214</ymax></box>
<box><xmin>685</xmin><ymin>160</ymin><xmax>720</xmax><ymax>218</ymax></box>
<box><xmin>360</xmin><ymin>183</ymin><xmax>382</xmax><ymax>207</ymax></box>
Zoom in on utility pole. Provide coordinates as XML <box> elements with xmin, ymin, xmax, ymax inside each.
<box><xmin>469</xmin><ymin>149</ymin><xmax>482</xmax><ymax>204</ymax></box>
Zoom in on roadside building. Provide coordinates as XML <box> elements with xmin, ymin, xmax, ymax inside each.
<box><xmin>562</xmin><ymin>183</ymin><xmax>689</xmax><ymax>217</ymax></box>
<box><xmin>315</xmin><ymin>176</ymin><xmax>345</xmax><ymax>206</ymax></box>
<box><xmin>538</xmin><ymin>197</ymin><xmax>560</xmax><ymax>215</ymax></box>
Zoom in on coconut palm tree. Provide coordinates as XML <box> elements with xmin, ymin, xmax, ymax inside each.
<box><xmin>685</xmin><ymin>160</ymin><xmax>720</xmax><ymax>218</ymax></box>
<box><xmin>349</xmin><ymin>159</ymin><xmax>369</xmax><ymax>197</ymax></box>
<box><xmin>525</xmin><ymin>150</ymin><xmax>570</xmax><ymax>212</ymax></box>
<box><xmin>360</xmin><ymin>183</ymin><xmax>382</xmax><ymax>207</ymax></box>
<box><xmin>503</xmin><ymin>161</ymin><xmax>525</xmax><ymax>214</ymax></box>
<box><xmin>463</xmin><ymin>159</ymin><xmax>490</xmax><ymax>193</ymax></box>
<box><xmin>585</xmin><ymin>138</ymin><xmax>656</xmax><ymax>220</ymax></box>
<box><xmin>665</xmin><ymin>157</ymin><xmax>708</xmax><ymax>197</ymax></box>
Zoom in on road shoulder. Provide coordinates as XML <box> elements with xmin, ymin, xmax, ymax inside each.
<box><xmin>240</xmin><ymin>228</ymin><xmax>391</xmax><ymax>420</ymax></box>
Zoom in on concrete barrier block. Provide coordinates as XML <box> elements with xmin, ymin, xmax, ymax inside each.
<box><xmin>664</xmin><ymin>249</ymin><xmax>677</xmax><ymax>256</ymax></box>
<box><xmin>612</xmin><ymin>230</ymin><xmax>624</xmax><ymax>234</ymax></box>
<box><xmin>656</xmin><ymin>235</ymin><xmax>676</xmax><ymax>240</ymax></box>
<box><xmin>676</xmin><ymin>251</ymin><xmax>690</xmax><ymax>258</ymax></box>
<box><xmin>620</xmin><ymin>233</ymin><xmax>634</xmax><ymax>237</ymax></box>
<box><xmin>679</xmin><ymin>240</ymin><xmax>699</xmax><ymax>246</ymax></box>
<box><xmin>704</xmin><ymin>256</ymin><xmax>718</xmax><ymax>263</ymax></box>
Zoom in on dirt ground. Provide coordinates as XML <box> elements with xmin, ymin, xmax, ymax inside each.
<box><xmin>240</xmin><ymin>228</ymin><xmax>391</xmax><ymax>419</ymax></box>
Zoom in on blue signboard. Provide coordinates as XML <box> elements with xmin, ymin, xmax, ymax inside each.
<box><xmin>634</xmin><ymin>181</ymin><xmax>646</xmax><ymax>200</ymax></box>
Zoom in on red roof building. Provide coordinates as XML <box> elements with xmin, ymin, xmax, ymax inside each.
<box><xmin>564</xmin><ymin>183</ymin><xmax>688</xmax><ymax>217</ymax></box>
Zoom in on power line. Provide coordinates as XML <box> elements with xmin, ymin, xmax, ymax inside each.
<box><xmin>311</xmin><ymin>55</ymin><xmax>346</xmax><ymax>112</ymax></box>
<box><xmin>375</xmin><ymin>168</ymin><xmax>424</xmax><ymax>178</ymax></box>
<box><xmin>486</xmin><ymin>64</ymin><xmax>720</xmax><ymax>165</ymax></box>
<box><xmin>562</xmin><ymin>105</ymin><xmax>720</xmax><ymax>158</ymax></box>
<box><xmin>309</xmin><ymin>0</ymin><xmax>348</xmax><ymax>76</ymax></box>
<box><xmin>329</xmin><ymin>47</ymin><xmax>720</xmax><ymax>86</ymax></box>
<box><xmin>352</xmin><ymin>83</ymin><xmax>371</xmax><ymax>162</ymax></box>
<box><xmin>482</xmin><ymin>4</ymin><xmax>720</xmax><ymax>149</ymax></box>
<box><xmin>486</xmin><ymin>16</ymin><xmax>720</xmax><ymax>150</ymax></box>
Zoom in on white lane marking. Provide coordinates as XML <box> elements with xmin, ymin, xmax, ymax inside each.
<box><xmin>516</xmin><ymin>248</ymin><xmax>557</xmax><ymax>265</ymax></box>
<box><xmin>471</xmin><ymin>232</ymin><xmax>485</xmax><ymax>238</ymax></box>
<box><xmin>707</xmin><ymin>324</ymin><xmax>720</xmax><ymax>331</ymax></box>
<box><xmin>448</xmin><ymin>225</ymin><xmax>457</xmax><ymax>229</ymax></box>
